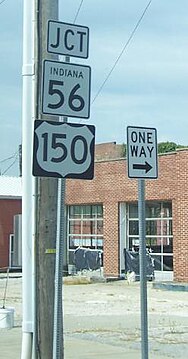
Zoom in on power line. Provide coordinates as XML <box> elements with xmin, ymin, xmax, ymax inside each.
<box><xmin>0</xmin><ymin>0</ymin><xmax>7</xmax><ymax>6</ymax></box>
<box><xmin>92</xmin><ymin>0</ymin><xmax>153</xmax><ymax>104</ymax></box>
<box><xmin>0</xmin><ymin>151</ymin><xmax>18</xmax><ymax>164</ymax></box>
<box><xmin>0</xmin><ymin>150</ymin><xmax>19</xmax><ymax>175</ymax></box>
<box><xmin>73</xmin><ymin>0</ymin><xmax>84</xmax><ymax>24</ymax></box>
<box><xmin>2</xmin><ymin>154</ymin><xmax>18</xmax><ymax>175</ymax></box>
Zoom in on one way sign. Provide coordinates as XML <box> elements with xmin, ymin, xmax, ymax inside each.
<box><xmin>127</xmin><ymin>126</ymin><xmax>158</xmax><ymax>179</ymax></box>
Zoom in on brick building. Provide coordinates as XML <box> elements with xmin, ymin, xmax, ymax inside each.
<box><xmin>0</xmin><ymin>176</ymin><xmax>22</xmax><ymax>269</ymax></box>
<box><xmin>0</xmin><ymin>144</ymin><xmax>188</xmax><ymax>282</ymax></box>
<box><xmin>66</xmin><ymin>143</ymin><xmax>188</xmax><ymax>282</ymax></box>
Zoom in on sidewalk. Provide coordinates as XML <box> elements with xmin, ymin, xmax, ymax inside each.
<box><xmin>0</xmin><ymin>327</ymin><xmax>178</xmax><ymax>359</ymax></box>
<box><xmin>1</xmin><ymin>278</ymin><xmax>188</xmax><ymax>358</ymax></box>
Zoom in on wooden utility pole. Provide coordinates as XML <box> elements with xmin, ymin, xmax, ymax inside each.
<box><xmin>34</xmin><ymin>1</ymin><xmax>61</xmax><ymax>358</ymax></box>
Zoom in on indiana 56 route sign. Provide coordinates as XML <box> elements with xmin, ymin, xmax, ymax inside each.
<box><xmin>33</xmin><ymin>120</ymin><xmax>95</xmax><ymax>179</ymax></box>
<box><xmin>42</xmin><ymin>60</ymin><xmax>91</xmax><ymax>119</ymax></box>
<box><xmin>127</xmin><ymin>126</ymin><xmax>158</xmax><ymax>179</ymax></box>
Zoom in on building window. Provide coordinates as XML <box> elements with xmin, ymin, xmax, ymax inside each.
<box><xmin>127</xmin><ymin>201</ymin><xmax>173</xmax><ymax>271</ymax></box>
<box><xmin>68</xmin><ymin>205</ymin><xmax>103</xmax><ymax>250</ymax></box>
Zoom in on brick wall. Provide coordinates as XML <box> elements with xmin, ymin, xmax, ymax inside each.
<box><xmin>66</xmin><ymin>149</ymin><xmax>188</xmax><ymax>282</ymax></box>
<box><xmin>172</xmin><ymin>150</ymin><xmax>188</xmax><ymax>281</ymax></box>
<box><xmin>0</xmin><ymin>199</ymin><xmax>22</xmax><ymax>268</ymax></box>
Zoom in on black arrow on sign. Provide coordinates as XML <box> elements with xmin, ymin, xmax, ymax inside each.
<box><xmin>133</xmin><ymin>161</ymin><xmax>152</xmax><ymax>173</ymax></box>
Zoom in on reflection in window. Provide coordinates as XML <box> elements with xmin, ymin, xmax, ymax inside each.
<box><xmin>146</xmin><ymin>202</ymin><xmax>161</xmax><ymax>218</ymax></box>
<box><xmin>129</xmin><ymin>221</ymin><xmax>139</xmax><ymax>235</ymax></box>
<box><xmin>129</xmin><ymin>204</ymin><xmax>138</xmax><ymax>218</ymax></box>
<box><xmin>68</xmin><ymin>205</ymin><xmax>103</xmax><ymax>250</ymax></box>
<box><xmin>127</xmin><ymin>201</ymin><xmax>173</xmax><ymax>271</ymax></box>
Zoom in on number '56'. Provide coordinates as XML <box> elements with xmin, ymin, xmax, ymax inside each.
<box><xmin>48</xmin><ymin>80</ymin><xmax>85</xmax><ymax>112</ymax></box>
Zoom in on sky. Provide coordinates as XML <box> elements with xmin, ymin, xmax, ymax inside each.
<box><xmin>0</xmin><ymin>0</ymin><xmax>188</xmax><ymax>176</ymax></box>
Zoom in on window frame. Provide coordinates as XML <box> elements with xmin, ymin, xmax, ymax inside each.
<box><xmin>127</xmin><ymin>201</ymin><xmax>173</xmax><ymax>271</ymax></box>
<box><xmin>67</xmin><ymin>204</ymin><xmax>103</xmax><ymax>251</ymax></box>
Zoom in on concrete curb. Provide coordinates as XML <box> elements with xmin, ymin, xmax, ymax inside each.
<box><xmin>152</xmin><ymin>282</ymin><xmax>188</xmax><ymax>292</ymax></box>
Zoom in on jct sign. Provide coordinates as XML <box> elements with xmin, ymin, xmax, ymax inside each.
<box><xmin>127</xmin><ymin>126</ymin><xmax>158</xmax><ymax>179</ymax></box>
<box><xmin>47</xmin><ymin>21</ymin><xmax>89</xmax><ymax>58</ymax></box>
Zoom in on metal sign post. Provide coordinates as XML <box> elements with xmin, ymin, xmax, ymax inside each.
<box><xmin>53</xmin><ymin>176</ymin><xmax>66</xmax><ymax>359</ymax></box>
<box><xmin>127</xmin><ymin>125</ymin><xmax>158</xmax><ymax>359</ymax></box>
<box><xmin>138</xmin><ymin>179</ymin><xmax>148</xmax><ymax>359</ymax></box>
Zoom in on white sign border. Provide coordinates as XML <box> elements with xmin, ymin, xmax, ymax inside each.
<box><xmin>127</xmin><ymin>126</ymin><xmax>158</xmax><ymax>179</ymax></box>
<box><xmin>42</xmin><ymin>59</ymin><xmax>91</xmax><ymax>119</ymax></box>
<box><xmin>33</xmin><ymin>120</ymin><xmax>95</xmax><ymax>179</ymax></box>
<box><xmin>47</xmin><ymin>20</ymin><xmax>89</xmax><ymax>59</ymax></box>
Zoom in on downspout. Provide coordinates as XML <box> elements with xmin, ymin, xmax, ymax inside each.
<box><xmin>21</xmin><ymin>0</ymin><xmax>35</xmax><ymax>358</ymax></box>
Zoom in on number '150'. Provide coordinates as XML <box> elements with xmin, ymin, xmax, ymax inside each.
<box><xmin>42</xmin><ymin>132</ymin><xmax>88</xmax><ymax>164</ymax></box>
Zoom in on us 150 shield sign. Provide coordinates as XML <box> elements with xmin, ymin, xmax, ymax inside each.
<box><xmin>33</xmin><ymin>120</ymin><xmax>95</xmax><ymax>179</ymax></box>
